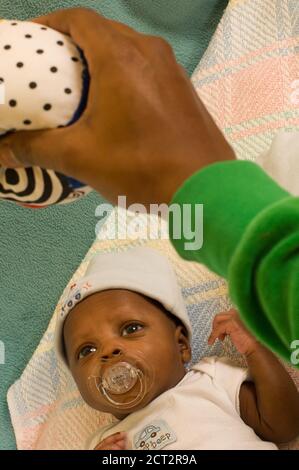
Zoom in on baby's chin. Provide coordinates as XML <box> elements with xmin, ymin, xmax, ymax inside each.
<box><xmin>90</xmin><ymin>382</ymin><xmax>157</xmax><ymax>418</ymax></box>
<box><xmin>106</xmin><ymin>400</ymin><xmax>151</xmax><ymax>420</ymax></box>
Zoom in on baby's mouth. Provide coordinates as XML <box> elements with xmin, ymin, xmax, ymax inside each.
<box><xmin>89</xmin><ymin>358</ymin><xmax>151</xmax><ymax>409</ymax></box>
<box><xmin>101</xmin><ymin>361</ymin><xmax>141</xmax><ymax>396</ymax></box>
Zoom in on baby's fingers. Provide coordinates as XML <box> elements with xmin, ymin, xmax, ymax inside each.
<box><xmin>208</xmin><ymin>320</ymin><xmax>232</xmax><ymax>345</ymax></box>
<box><xmin>212</xmin><ymin>309</ymin><xmax>238</xmax><ymax>327</ymax></box>
<box><xmin>94</xmin><ymin>432</ymin><xmax>127</xmax><ymax>451</ymax></box>
<box><xmin>95</xmin><ymin>442</ymin><xmax>126</xmax><ymax>450</ymax></box>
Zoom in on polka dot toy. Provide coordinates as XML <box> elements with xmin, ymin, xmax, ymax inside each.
<box><xmin>0</xmin><ymin>19</ymin><xmax>91</xmax><ymax>208</ymax></box>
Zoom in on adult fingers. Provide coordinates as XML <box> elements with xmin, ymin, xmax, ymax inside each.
<box><xmin>30</xmin><ymin>8</ymin><xmax>121</xmax><ymax>70</ymax></box>
<box><xmin>30</xmin><ymin>8</ymin><xmax>141</xmax><ymax>120</ymax></box>
<box><xmin>31</xmin><ymin>7</ymin><xmax>138</xmax><ymax>38</ymax></box>
<box><xmin>0</xmin><ymin>126</ymin><xmax>76</xmax><ymax>173</ymax></box>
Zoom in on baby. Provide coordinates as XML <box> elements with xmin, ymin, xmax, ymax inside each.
<box><xmin>0</xmin><ymin>18</ymin><xmax>91</xmax><ymax>207</ymax></box>
<box><xmin>56</xmin><ymin>247</ymin><xmax>299</xmax><ymax>450</ymax></box>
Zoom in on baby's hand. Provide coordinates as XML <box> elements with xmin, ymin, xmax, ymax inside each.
<box><xmin>94</xmin><ymin>432</ymin><xmax>127</xmax><ymax>451</ymax></box>
<box><xmin>208</xmin><ymin>309</ymin><xmax>260</xmax><ymax>356</ymax></box>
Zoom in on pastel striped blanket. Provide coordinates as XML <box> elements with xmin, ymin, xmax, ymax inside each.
<box><xmin>7</xmin><ymin>0</ymin><xmax>299</xmax><ymax>450</ymax></box>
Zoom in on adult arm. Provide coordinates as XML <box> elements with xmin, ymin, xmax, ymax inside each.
<box><xmin>171</xmin><ymin>161</ymin><xmax>299</xmax><ymax>364</ymax></box>
<box><xmin>1</xmin><ymin>8</ymin><xmax>298</xmax><ymax>364</ymax></box>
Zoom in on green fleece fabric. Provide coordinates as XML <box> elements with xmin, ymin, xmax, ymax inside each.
<box><xmin>0</xmin><ymin>0</ymin><xmax>228</xmax><ymax>451</ymax></box>
<box><xmin>170</xmin><ymin>161</ymin><xmax>299</xmax><ymax>366</ymax></box>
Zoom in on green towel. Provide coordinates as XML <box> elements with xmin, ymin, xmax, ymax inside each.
<box><xmin>0</xmin><ymin>0</ymin><xmax>228</xmax><ymax>450</ymax></box>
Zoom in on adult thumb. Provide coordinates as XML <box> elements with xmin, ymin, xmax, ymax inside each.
<box><xmin>0</xmin><ymin>127</ymin><xmax>70</xmax><ymax>173</ymax></box>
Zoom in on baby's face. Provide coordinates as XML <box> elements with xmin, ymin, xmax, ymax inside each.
<box><xmin>63</xmin><ymin>289</ymin><xmax>191</xmax><ymax>418</ymax></box>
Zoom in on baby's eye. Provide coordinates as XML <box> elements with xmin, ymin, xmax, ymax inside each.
<box><xmin>122</xmin><ymin>323</ymin><xmax>144</xmax><ymax>336</ymax></box>
<box><xmin>78</xmin><ymin>345</ymin><xmax>96</xmax><ymax>359</ymax></box>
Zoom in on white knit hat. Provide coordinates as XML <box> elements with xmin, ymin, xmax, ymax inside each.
<box><xmin>55</xmin><ymin>247</ymin><xmax>192</xmax><ymax>367</ymax></box>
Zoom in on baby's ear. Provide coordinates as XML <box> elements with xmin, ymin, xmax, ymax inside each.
<box><xmin>175</xmin><ymin>326</ymin><xmax>192</xmax><ymax>365</ymax></box>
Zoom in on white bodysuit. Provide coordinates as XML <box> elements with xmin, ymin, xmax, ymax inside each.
<box><xmin>87</xmin><ymin>356</ymin><xmax>278</xmax><ymax>451</ymax></box>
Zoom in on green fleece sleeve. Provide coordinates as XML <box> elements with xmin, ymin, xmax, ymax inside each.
<box><xmin>169</xmin><ymin>161</ymin><xmax>299</xmax><ymax>366</ymax></box>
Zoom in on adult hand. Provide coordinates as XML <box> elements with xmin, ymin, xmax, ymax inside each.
<box><xmin>0</xmin><ymin>8</ymin><xmax>235</xmax><ymax>205</ymax></box>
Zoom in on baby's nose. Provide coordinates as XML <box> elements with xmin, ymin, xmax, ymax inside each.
<box><xmin>100</xmin><ymin>348</ymin><xmax>122</xmax><ymax>363</ymax></box>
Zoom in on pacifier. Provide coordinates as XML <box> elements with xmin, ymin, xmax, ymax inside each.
<box><xmin>88</xmin><ymin>356</ymin><xmax>154</xmax><ymax>410</ymax></box>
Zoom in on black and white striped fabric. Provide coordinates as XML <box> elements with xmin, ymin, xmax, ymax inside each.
<box><xmin>0</xmin><ymin>19</ymin><xmax>91</xmax><ymax>208</ymax></box>
<box><xmin>0</xmin><ymin>167</ymin><xmax>91</xmax><ymax>207</ymax></box>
